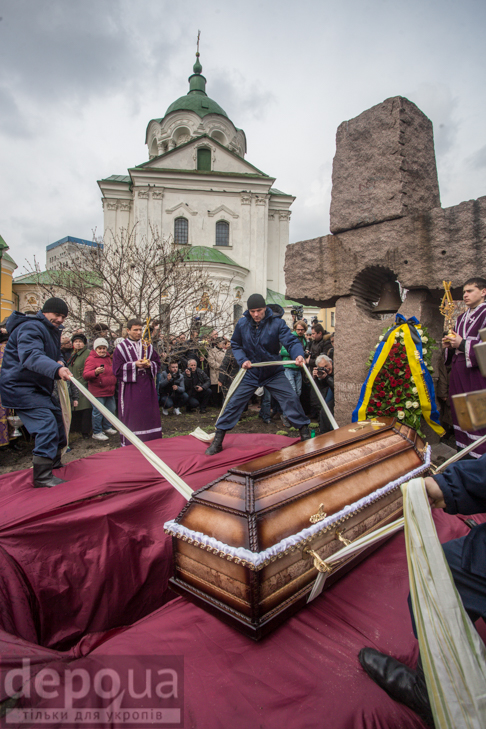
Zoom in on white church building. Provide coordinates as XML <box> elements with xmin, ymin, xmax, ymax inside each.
<box><xmin>98</xmin><ymin>51</ymin><xmax>307</xmax><ymax>324</ymax></box>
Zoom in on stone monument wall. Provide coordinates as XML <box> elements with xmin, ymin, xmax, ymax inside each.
<box><xmin>285</xmin><ymin>95</ymin><xmax>486</xmax><ymax>428</ymax></box>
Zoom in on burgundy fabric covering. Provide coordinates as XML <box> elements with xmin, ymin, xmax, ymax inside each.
<box><xmin>0</xmin><ymin>434</ymin><xmax>484</xmax><ymax>727</ymax></box>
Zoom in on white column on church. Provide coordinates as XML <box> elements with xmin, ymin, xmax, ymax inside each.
<box><xmin>277</xmin><ymin>210</ymin><xmax>291</xmax><ymax>294</ymax></box>
<box><xmin>252</xmin><ymin>196</ymin><xmax>268</xmax><ymax>297</ymax></box>
<box><xmin>240</xmin><ymin>192</ymin><xmax>252</xmax><ymax>294</ymax></box>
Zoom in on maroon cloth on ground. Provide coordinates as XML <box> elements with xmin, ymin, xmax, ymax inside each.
<box><xmin>0</xmin><ymin>435</ymin><xmax>485</xmax><ymax>727</ymax></box>
<box><xmin>448</xmin><ymin>302</ymin><xmax>486</xmax><ymax>456</ymax></box>
<box><xmin>112</xmin><ymin>338</ymin><xmax>162</xmax><ymax>445</ymax></box>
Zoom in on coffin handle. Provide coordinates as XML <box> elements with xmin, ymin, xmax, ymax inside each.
<box><xmin>303</xmin><ymin>548</ymin><xmax>333</xmax><ymax>574</ymax></box>
<box><xmin>335</xmin><ymin>529</ymin><xmax>352</xmax><ymax>546</ymax></box>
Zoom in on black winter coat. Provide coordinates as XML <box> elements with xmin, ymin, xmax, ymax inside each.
<box><xmin>184</xmin><ymin>367</ymin><xmax>210</xmax><ymax>398</ymax></box>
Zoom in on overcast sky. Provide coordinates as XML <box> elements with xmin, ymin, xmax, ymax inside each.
<box><xmin>1</xmin><ymin>0</ymin><xmax>485</xmax><ymax>276</ymax></box>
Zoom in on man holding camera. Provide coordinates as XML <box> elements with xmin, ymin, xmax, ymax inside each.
<box><xmin>184</xmin><ymin>358</ymin><xmax>211</xmax><ymax>413</ymax></box>
<box><xmin>159</xmin><ymin>361</ymin><xmax>189</xmax><ymax>415</ymax></box>
<box><xmin>313</xmin><ymin>354</ymin><xmax>334</xmax><ymax>434</ymax></box>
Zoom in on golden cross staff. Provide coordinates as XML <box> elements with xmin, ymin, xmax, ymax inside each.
<box><xmin>196</xmin><ymin>30</ymin><xmax>200</xmax><ymax>55</ymax></box>
<box><xmin>440</xmin><ymin>280</ymin><xmax>455</xmax><ymax>337</ymax></box>
<box><xmin>141</xmin><ymin>316</ymin><xmax>152</xmax><ymax>365</ymax></box>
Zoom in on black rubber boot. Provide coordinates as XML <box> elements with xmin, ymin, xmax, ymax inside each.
<box><xmin>205</xmin><ymin>429</ymin><xmax>226</xmax><ymax>456</ymax></box>
<box><xmin>51</xmin><ymin>447</ymin><xmax>64</xmax><ymax>470</ymax></box>
<box><xmin>32</xmin><ymin>456</ymin><xmax>67</xmax><ymax>488</ymax></box>
<box><xmin>299</xmin><ymin>425</ymin><xmax>312</xmax><ymax>441</ymax></box>
<box><xmin>358</xmin><ymin>648</ymin><xmax>434</xmax><ymax>727</ymax></box>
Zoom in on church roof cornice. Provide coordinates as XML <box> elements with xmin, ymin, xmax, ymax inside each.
<box><xmin>137</xmin><ymin>134</ymin><xmax>267</xmax><ymax>176</ymax></box>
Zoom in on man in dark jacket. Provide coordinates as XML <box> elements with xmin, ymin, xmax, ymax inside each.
<box><xmin>184</xmin><ymin>359</ymin><xmax>211</xmax><ymax>413</ymax></box>
<box><xmin>159</xmin><ymin>361</ymin><xmax>189</xmax><ymax>415</ymax></box>
<box><xmin>359</xmin><ymin>455</ymin><xmax>486</xmax><ymax>727</ymax></box>
<box><xmin>0</xmin><ymin>298</ymin><xmax>72</xmax><ymax>487</ymax></box>
<box><xmin>313</xmin><ymin>354</ymin><xmax>334</xmax><ymax>434</ymax></box>
<box><xmin>206</xmin><ymin>293</ymin><xmax>311</xmax><ymax>455</ymax></box>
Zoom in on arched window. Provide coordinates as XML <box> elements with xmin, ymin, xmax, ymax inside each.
<box><xmin>197</xmin><ymin>147</ymin><xmax>211</xmax><ymax>171</ymax></box>
<box><xmin>215</xmin><ymin>220</ymin><xmax>229</xmax><ymax>246</ymax></box>
<box><xmin>174</xmin><ymin>217</ymin><xmax>188</xmax><ymax>245</ymax></box>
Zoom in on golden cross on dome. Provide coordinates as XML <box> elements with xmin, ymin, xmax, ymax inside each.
<box><xmin>196</xmin><ymin>30</ymin><xmax>201</xmax><ymax>56</ymax></box>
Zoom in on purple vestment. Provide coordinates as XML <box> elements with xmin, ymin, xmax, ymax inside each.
<box><xmin>112</xmin><ymin>338</ymin><xmax>161</xmax><ymax>446</ymax></box>
<box><xmin>448</xmin><ymin>302</ymin><xmax>486</xmax><ymax>457</ymax></box>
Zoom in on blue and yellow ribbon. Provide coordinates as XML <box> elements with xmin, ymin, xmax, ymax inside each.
<box><xmin>352</xmin><ymin>314</ymin><xmax>444</xmax><ymax>435</ymax></box>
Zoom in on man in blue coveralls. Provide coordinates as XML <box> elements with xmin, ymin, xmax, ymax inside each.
<box><xmin>205</xmin><ymin>293</ymin><xmax>311</xmax><ymax>455</ymax></box>
<box><xmin>0</xmin><ymin>297</ymin><xmax>72</xmax><ymax>487</ymax></box>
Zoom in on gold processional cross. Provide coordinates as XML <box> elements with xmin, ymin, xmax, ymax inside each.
<box><xmin>440</xmin><ymin>280</ymin><xmax>455</xmax><ymax>337</ymax></box>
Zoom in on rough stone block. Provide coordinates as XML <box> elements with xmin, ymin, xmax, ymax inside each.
<box><xmin>330</xmin><ymin>97</ymin><xmax>440</xmax><ymax>234</ymax></box>
<box><xmin>285</xmin><ymin>197</ymin><xmax>486</xmax><ymax>308</ymax></box>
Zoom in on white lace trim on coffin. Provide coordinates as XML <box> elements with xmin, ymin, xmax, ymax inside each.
<box><xmin>164</xmin><ymin>446</ymin><xmax>431</xmax><ymax>569</ymax></box>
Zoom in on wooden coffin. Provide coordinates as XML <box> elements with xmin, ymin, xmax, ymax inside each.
<box><xmin>165</xmin><ymin>418</ymin><xmax>429</xmax><ymax>640</ymax></box>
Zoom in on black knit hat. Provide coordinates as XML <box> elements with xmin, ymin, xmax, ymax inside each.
<box><xmin>247</xmin><ymin>293</ymin><xmax>266</xmax><ymax>310</ymax></box>
<box><xmin>71</xmin><ymin>333</ymin><xmax>87</xmax><ymax>345</ymax></box>
<box><xmin>42</xmin><ymin>297</ymin><xmax>69</xmax><ymax>316</ymax></box>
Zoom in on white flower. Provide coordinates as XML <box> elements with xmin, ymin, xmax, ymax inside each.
<box><xmin>422</xmin><ymin>348</ymin><xmax>427</xmax><ymax>354</ymax></box>
<box><xmin>413</xmin><ymin>402</ymin><xmax>419</xmax><ymax>409</ymax></box>
<box><xmin>397</xmin><ymin>410</ymin><xmax>405</xmax><ymax>419</ymax></box>
<box><xmin>412</xmin><ymin>387</ymin><xmax>418</xmax><ymax>394</ymax></box>
<box><xmin>410</xmin><ymin>376</ymin><xmax>415</xmax><ymax>383</ymax></box>
<box><xmin>427</xmin><ymin>364</ymin><xmax>433</xmax><ymax>371</ymax></box>
<box><xmin>421</xmin><ymin>336</ymin><xmax>428</xmax><ymax>343</ymax></box>
<box><xmin>405</xmin><ymin>401</ymin><xmax>413</xmax><ymax>409</ymax></box>
<box><xmin>399</xmin><ymin>331</ymin><xmax>405</xmax><ymax>338</ymax></box>
<box><xmin>417</xmin><ymin>329</ymin><xmax>423</xmax><ymax>335</ymax></box>
<box><xmin>379</xmin><ymin>335</ymin><xmax>384</xmax><ymax>341</ymax></box>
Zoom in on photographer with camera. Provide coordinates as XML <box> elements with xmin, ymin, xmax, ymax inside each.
<box><xmin>313</xmin><ymin>354</ymin><xmax>334</xmax><ymax>434</ymax></box>
<box><xmin>305</xmin><ymin>323</ymin><xmax>332</xmax><ymax>418</ymax></box>
<box><xmin>159</xmin><ymin>360</ymin><xmax>189</xmax><ymax>415</ymax></box>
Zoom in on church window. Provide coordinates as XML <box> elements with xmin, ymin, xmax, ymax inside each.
<box><xmin>197</xmin><ymin>148</ymin><xmax>211</xmax><ymax>171</ymax></box>
<box><xmin>215</xmin><ymin>220</ymin><xmax>229</xmax><ymax>246</ymax></box>
<box><xmin>174</xmin><ymin>217</ymin><xmax>188</xmax><ymax>245</ymax></box>
<box><xmin>233</xmin><ymin>303</ymin><xmax>243</xmax><ymax>324</ymax></box>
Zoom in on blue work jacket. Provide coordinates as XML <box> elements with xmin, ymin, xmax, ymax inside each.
<box><xmin>435</xmin><ymin>454</ymin><xmax>486</xmax><ymax>578</ymax></box>
<box><xmin>230</xmin><ymin>307</ymin><xmax>305</xmax><ymax>383</ymax></box>
<box><xmin>0</xmin><ymin>311</ymin><xmax>63</xmax><ymax>410</ymax></box>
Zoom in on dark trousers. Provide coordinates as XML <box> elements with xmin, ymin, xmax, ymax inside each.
<box><xmin>318</xmin><ymin>391</ymin><xmax>335</xmax><ymax>434</ymax></box>
<box><xmin>71</xmin><ymin>408</ymin><xmax>92</xmax><ymax>436</ymax></box>
<box><xmin>16</xmin><ymin>406</ymin><xmax>67</xmax><ymax>460</ymax></box>
<box><xmin>409</xmin><ymin>535</ymin><xmax>486</xmax><ymax>637</ymax></box>
<box><xmin>210</xmin><ymin>384</ymin><xmax>222</xmax><ymax>408</ymax></box>
<box><xmin>259</xmin><ymin>388</ymin><xmax>281</xmax><ymax>421</ymax></box>
<box><xmin>217</xmin><ymin>369</ymin><xmax>310</xmax><ymax>431</ymax></box>
<box><xmin>187</xmin><ymin>389</ymin><xmax>211</xmax><ymax>412</ymax></box>
<box><xmin>160</xmin><ymin>391</ymin><xmax>189</xmax><ymax>409</ymax></box>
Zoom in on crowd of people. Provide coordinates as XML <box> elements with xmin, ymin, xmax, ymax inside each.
<box><xmin>55</xmin><ymin>304</ymin><xmax>335</xmax><ymax>443</ymax></box>
<box><xmin>0</xmin><ymin>294</ymin><xmax>335</xmax><ymax>484</ymax></box>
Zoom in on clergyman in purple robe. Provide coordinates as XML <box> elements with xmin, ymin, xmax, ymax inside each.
<box><xmin>112</xmin><ymin>319</ymin><xmax>162</xmax><ymax>446</ymax></box>
<box><xmin>443</xmin><ymin>277</ymin><xmax>486</xmax><ymax>457</ymax></box>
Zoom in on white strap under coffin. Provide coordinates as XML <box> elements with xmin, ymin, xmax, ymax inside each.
<box><xmin>216</xmin><ymin>360</ymin><xmax>338</xmax><ymax>431</ymax></box>
<box><xmin>403</xmin><ymin>477</ymin><xmax>486</xmax><ymax>728</ymax></box>
<box><xmin>164</xmin><ymin>447</ymin><xmax>431</xmax><ymax>569</ymax></box>
<box><xmin>190</xmin><ymin>427</ymin><xmax>215</xmax><ymax>443</ymax></box>
<box><xmin>69</xmin><ymin>376</ymin><xmax>193</xmax><ymax>501</ymax></box>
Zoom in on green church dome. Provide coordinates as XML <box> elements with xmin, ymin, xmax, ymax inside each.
<box><xmin>164</xmin><ymin>52</ymin><xmax>229</xmax><ymax>120</ymax></box>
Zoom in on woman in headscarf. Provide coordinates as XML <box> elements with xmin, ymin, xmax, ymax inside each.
<box><xmin>68</xmin><ymin>333</ymin><xmax>92</xmax><ymax>439</ymax></box>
